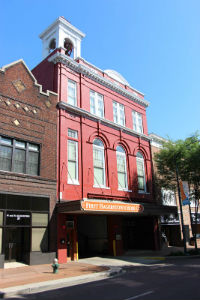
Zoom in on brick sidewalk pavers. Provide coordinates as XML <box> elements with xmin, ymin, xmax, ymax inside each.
<box><xmin>0</xmin><ymin>262</ymin><xmax>108</xmax><ymax>289</ymax></box>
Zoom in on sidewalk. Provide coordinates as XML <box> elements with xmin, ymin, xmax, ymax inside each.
<box><xmin>0</xmin><ymin>261</ymin><xmax>110</xmax><ymax>298</ymax></box>
<box><xmin>0</xmin><ymin>254</ymin><xmax>166</xmax><ymax>298</ymax></box>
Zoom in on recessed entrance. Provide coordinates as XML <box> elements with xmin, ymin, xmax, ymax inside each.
<box><xmin>77</xmin><ymin>215</ymin><xmax>108</xmax><ymax>258</ymax></box>
<box><xmin>5</xmin><ymin>227</ymin><xmax>30</xmax><ymax>262</ymax></box>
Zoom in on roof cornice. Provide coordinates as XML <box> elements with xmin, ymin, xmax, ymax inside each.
<box><xmin>58</xmin><ymin>101</ymin><xmax>151</xmax><ymax>141</ymax></box>
<box><xmin>49</xmin><ymin>52</ymin><xmax>149</xmax><ymax>108</ymax></box>
<box><xmin>39</xmin><ymin>17</ymin><xmax>85</xmax><ymax>40</ymax></box>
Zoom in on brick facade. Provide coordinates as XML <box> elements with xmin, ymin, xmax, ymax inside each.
<box><xmin>31</xmin><ymin>17</ymin><xmax>168</xmax><ymax>263</ymax></box>
<box><xmin>33</xmin><ymin>48</ymin><xmax>162</xmax><ymax>262</ymax></box>
<box><xmin>0</xmin><ymin>60</ymin><xmax>58</xmax><ymax>267</ymax></box>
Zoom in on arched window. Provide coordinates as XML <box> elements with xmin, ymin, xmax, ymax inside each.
<box><xmin>49</xmin><ymin>39</ymin><xmax>56</xmax><ymax>53</ymax></box>
<box><xmin>64</xmin><ymin>38</ymin><xmax>74</xmax><ymax>57</ymax></box>
<box><xmin>93</xmin><ymin>139</ymin><xmax>106</xmax><ymax>187</ymax></box>
<box><xmin>136</xmin><ymin>152</ymin><xmax>146</xmax><ymax>192</ymax></box>
<box><xmin>116</xmin><ymin>146</ymin><xmax>128</xmax><ymax>190</ymax></box>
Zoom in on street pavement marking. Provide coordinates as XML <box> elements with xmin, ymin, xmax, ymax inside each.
<box><xmin>123</xmin><ymin>290</ymin><xmax>154</xmax><ymax>300</ymax></box>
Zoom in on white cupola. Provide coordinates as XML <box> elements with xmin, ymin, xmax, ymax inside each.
<box><xmin>39</xmin><ymin>16</ymin><xmax>85</xmax><ymax>60</ymax></box>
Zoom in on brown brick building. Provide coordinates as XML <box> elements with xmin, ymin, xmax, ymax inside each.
<box><xmin>0</xmin><ymin>60</ymin><xmax>58</xmax><ymax>267</ymax></box>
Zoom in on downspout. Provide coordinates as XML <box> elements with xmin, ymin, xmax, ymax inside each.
<box><xmin>58</xmin><ymin>62</ymin><xmax>62</xmax><ymax>203</ymax></box>
<box><xmin>149</xmin><ymin>138</ymin><xmax>160</xmax><ymax>250</ymax></box>
<box><xmin>80</xmin><ymin>74</ymin><xmax>84</xmax><ymax>201</ymax></box>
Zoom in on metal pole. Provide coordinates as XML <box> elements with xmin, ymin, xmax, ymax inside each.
<box><xmin>175</xmin><ymin>164</ymin><xmax>187</xmax><ymax>255</ymax></box>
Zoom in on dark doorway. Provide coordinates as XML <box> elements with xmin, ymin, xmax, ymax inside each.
<box><xmin>66</xmin><ymin>229</ymin><xmax>74</xmax><ymax>260</ymax></box>
<box><xmin>123</xmin><ymin>217</ymin><xmax>155</xmax><ymax>250</ymax></box>
<box><xmin>77</xmin><ymin>215</ymin><xmax>108</xmax><ymax>258</ymax></box>
<box><xmin>5</xmin><ymin>227</ymin><xmax>30</xmax><ymax>262</ymax></box>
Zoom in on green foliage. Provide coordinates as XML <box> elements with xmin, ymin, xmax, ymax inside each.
<box><xmin>154</xmin><ymin>133</ymin><xmax>200</xmax><ymax>198</ymax></box>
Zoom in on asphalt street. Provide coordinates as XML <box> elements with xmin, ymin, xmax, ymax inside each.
<box><xmin>7</xmin><ymin>258</ymin><xmax>200</xmax><ymax>300</ymax></box>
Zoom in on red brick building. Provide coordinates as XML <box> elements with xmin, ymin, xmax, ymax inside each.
<box><xmin>33</xmin><ymin>17</ymin><xmax>165</xmax><ymax>263</ymax></box>
<box><xmin>0</xmin><ymin>60</ymin><xmax>57</xmax><ymax>267</ymax></box>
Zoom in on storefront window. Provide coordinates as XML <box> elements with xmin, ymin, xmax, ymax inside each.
<box><xmin>0</xmin><ymin>228</ymin><xmax>2</xmax><ymax>254</ymax></box>
<box><xmin>32</xmin><ymin>228</ymin><xmax>48</xmax><ymax>252</ymax></box>
<box><xmin>0</xmin><ymin>211</ymin><xmax>3</xmax><ymax>225</ymax></box>
<box><xmin>0</xmin><ymin>211</ymin><xmax>2</xmax><ymax>254</ymax></box>
<box><xmin>32</xmin><ymin>213</ymin><xmax>48</xmax><ymax>226</ymax></box>
<box><xmin>0</xmin><ymin>194</ymin><xmax>50</xmax><ymax>256</ymax></box>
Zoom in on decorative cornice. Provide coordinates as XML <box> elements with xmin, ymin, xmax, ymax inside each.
<box><xmin>58</xmin><ymin>101</ymin><xmax>151</xmax><ymax>141</ymax></box>
<box><xmin>149</xmin><ymin>133</ymin><xmax>168</xmax><ymax>149</ymax></box>
<box><xmin>39</xmin><ymin>16</ymin><xmax>85</xmax><ymax>40</ymax></box>
<box><xmin>49</xmin><ymin>53</ymin><xmax>149</xmax><ymax>108</ymax></box>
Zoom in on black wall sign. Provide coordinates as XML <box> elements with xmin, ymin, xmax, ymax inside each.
<box><xmin>6</xmin><ymin>211</ymin><xmax>31</xmax><ymax>226</ymax></box>
<box><xmin>191</xmin><ymin>213</ymin><xmax>200</xmax><ymax>224</ymax></box>
<box><xmin>160</xmin><ymin>214</ymin><xmax>180</xmax><ymax>225</ymax></box>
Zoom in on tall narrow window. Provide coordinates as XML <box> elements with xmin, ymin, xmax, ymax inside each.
<box><xmin>136</xmin><ymin>152</ymin><xmax>146</xmax><ymax>192</ymax></box>
<box><xmin>68</xmin><ymin>136</ymin><xmax>78</xmax><ymax>184</ymax></box>
<box><xmin>113</xmin><ymin>101</ymin><xmax>125</xmax><ymax>126</ymax></box>
<box><xmin>68</xmin><ymin>80</ymin><xmax>77</xmax><ymax>106</ymax></box>
<box><xmin>90</xmin><ymin>91</ymin><xmax>104</xmax><ymax>118</ymax></box>
<box><xmin>93</xmin><ymin>139</ymin><xmax>106</xmax><ymax>187</ymax></box>
<box><xmin>0</xmin><ymin>137</ymin><xmax>12</xmax><ymax>171</ymax></box>
<box><xmin>132</xmin><ymin>111</ymin><xmax>143</xmax><ymax>133</ymax></box>
<box><xmin>13</xmin><ymin>140</ymin><xmax>26</xmax><ymax>173</ymax></box>
<box><xmin>116</xmin><ymin>146</ymin><xmax>128</xmax><ymax>189</ymax></box>
<box><xmin>27</xmin><ymin>144</ymin><xmax>39</xmax><ymax>175</ymax></box>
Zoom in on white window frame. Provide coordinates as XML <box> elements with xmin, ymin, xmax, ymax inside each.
<box><xmin>136</xmin><ymin>152</ymin><xmax>146</xmax><ymax>193</ymax></box>
<box><xmin>113</xmin><ymin>101</ymin><xmax>125</xmax><ymax>126</ymax></box>
<box><xmin>93</xmin><ymin>139</ymin><xmax>106</xmax><ymax>187</ymax></box>
<box><xmin>132</xmin><ymin>111</ymin><xmax>143</xmax><ymax>133</ymax></box>
<box><xmin>67</xmin><ymin>139</ymin><xmax>79</xmax><ymax>184</ymax></box>
<box><xmin>90</xmin><ymin>90</ymin><xmax>104</xmax><ymax>118</ymax></box>
<box><xmin>68</xmin><ymin>79</ymin><xmax>77</xmax><ymax>106</ymax></box>
<box><xmin>68</xmin><ymin>129</ymin><xmax>78</xmax><ymax>139</ymax></box>
<box><xmin>116</xmin><ymin>146</ymin><xmax>128</xmax><ymax>190</ymax></box>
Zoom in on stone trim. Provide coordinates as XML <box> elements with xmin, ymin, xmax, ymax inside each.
<box><xmin>49</xmin><ymin>53</ymin><xmax>149</xmax><ymax>108</ymax></box>
<box><xmin>58</xmin><ymin>101</ymin><xmax>150</xmax><ymax>141</ymax></box>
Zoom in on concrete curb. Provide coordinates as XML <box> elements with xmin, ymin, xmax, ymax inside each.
<box><xmin>165</xmin><ymin>254</ymin><xmax>200</xmax><ymax>260</ymax></box>
<box><xmin>0</xmin><ymin>267</ymin><xmax>123</xmax><ymax>298</ymax></box>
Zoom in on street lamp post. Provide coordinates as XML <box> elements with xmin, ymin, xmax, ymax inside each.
<box><xmin>175</xmin><ymin>163</ymin><xmax>187</xmax><ymax>255</ymax></box>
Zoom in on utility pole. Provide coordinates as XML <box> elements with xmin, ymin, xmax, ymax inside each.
<box><xmin>175</xmin><ymin>164</ymin><xmax>187</xmax><ymax>255</ymax></box>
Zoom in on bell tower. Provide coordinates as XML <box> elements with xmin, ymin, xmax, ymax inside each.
<box><xmin>39</xmin><ymin>16</ymin><xmax>85</xmax><ymax>60</ymax></box>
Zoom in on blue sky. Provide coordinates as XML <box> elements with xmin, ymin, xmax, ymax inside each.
<box><xmin>1</xmin><ymin>0</ymin><xmax>200</xmax><ymax>140</ymax></box>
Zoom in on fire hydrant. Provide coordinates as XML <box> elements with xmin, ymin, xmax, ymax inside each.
<box><xmin>52</xmin><ymin>258</ymin><xmax>59</xmax><ymax>274</ymax></box>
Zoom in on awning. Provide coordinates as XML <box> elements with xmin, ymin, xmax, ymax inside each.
<box><xmin>57</xmin><ymin>199</ymin><xmax>178</xmax><ymax>216</ymax></box>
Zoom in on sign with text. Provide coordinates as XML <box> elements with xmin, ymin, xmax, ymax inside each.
<box><xmin>6</xmin><ymin>211</ymin><xmax>31</xmax><ymax>226</ymax></box>
<box><xmin>81</xmin><ymin>200</ymin><xmax>144</xmax><ymax>213</ymax></box>
<box><xmin>160</xmin><ymin>214</ymin><xmax>180</xmax><ymax>225</ymax></box>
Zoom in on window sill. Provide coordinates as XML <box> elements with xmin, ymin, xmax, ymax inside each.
<box><xmin>68</xmin><ymin>181</ymin><xmax>80</xmax><ymax>185</ymax></box>
<box><xmin>0</xmin><ymin>169</ymin><xmax>39</xmax><ymax>178</ymax></box>
<box><xmin>93</xmin><ymin>185</ymin><xmax>110</xmax><ymax>189</ymax></box>
<box><xmin>90</xmin><ymin>112</ymin><xmax>104</xmax><ymax>119</ymax></box>
<box><xmin>138</xmin><ymin>191</ymin><xmax>150</xmax><ymax>194</ymax></box>
<box><xmin>118</xmin><ymin>189</ymin><xmax>132</xmax><ymax>192</ymax></box>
